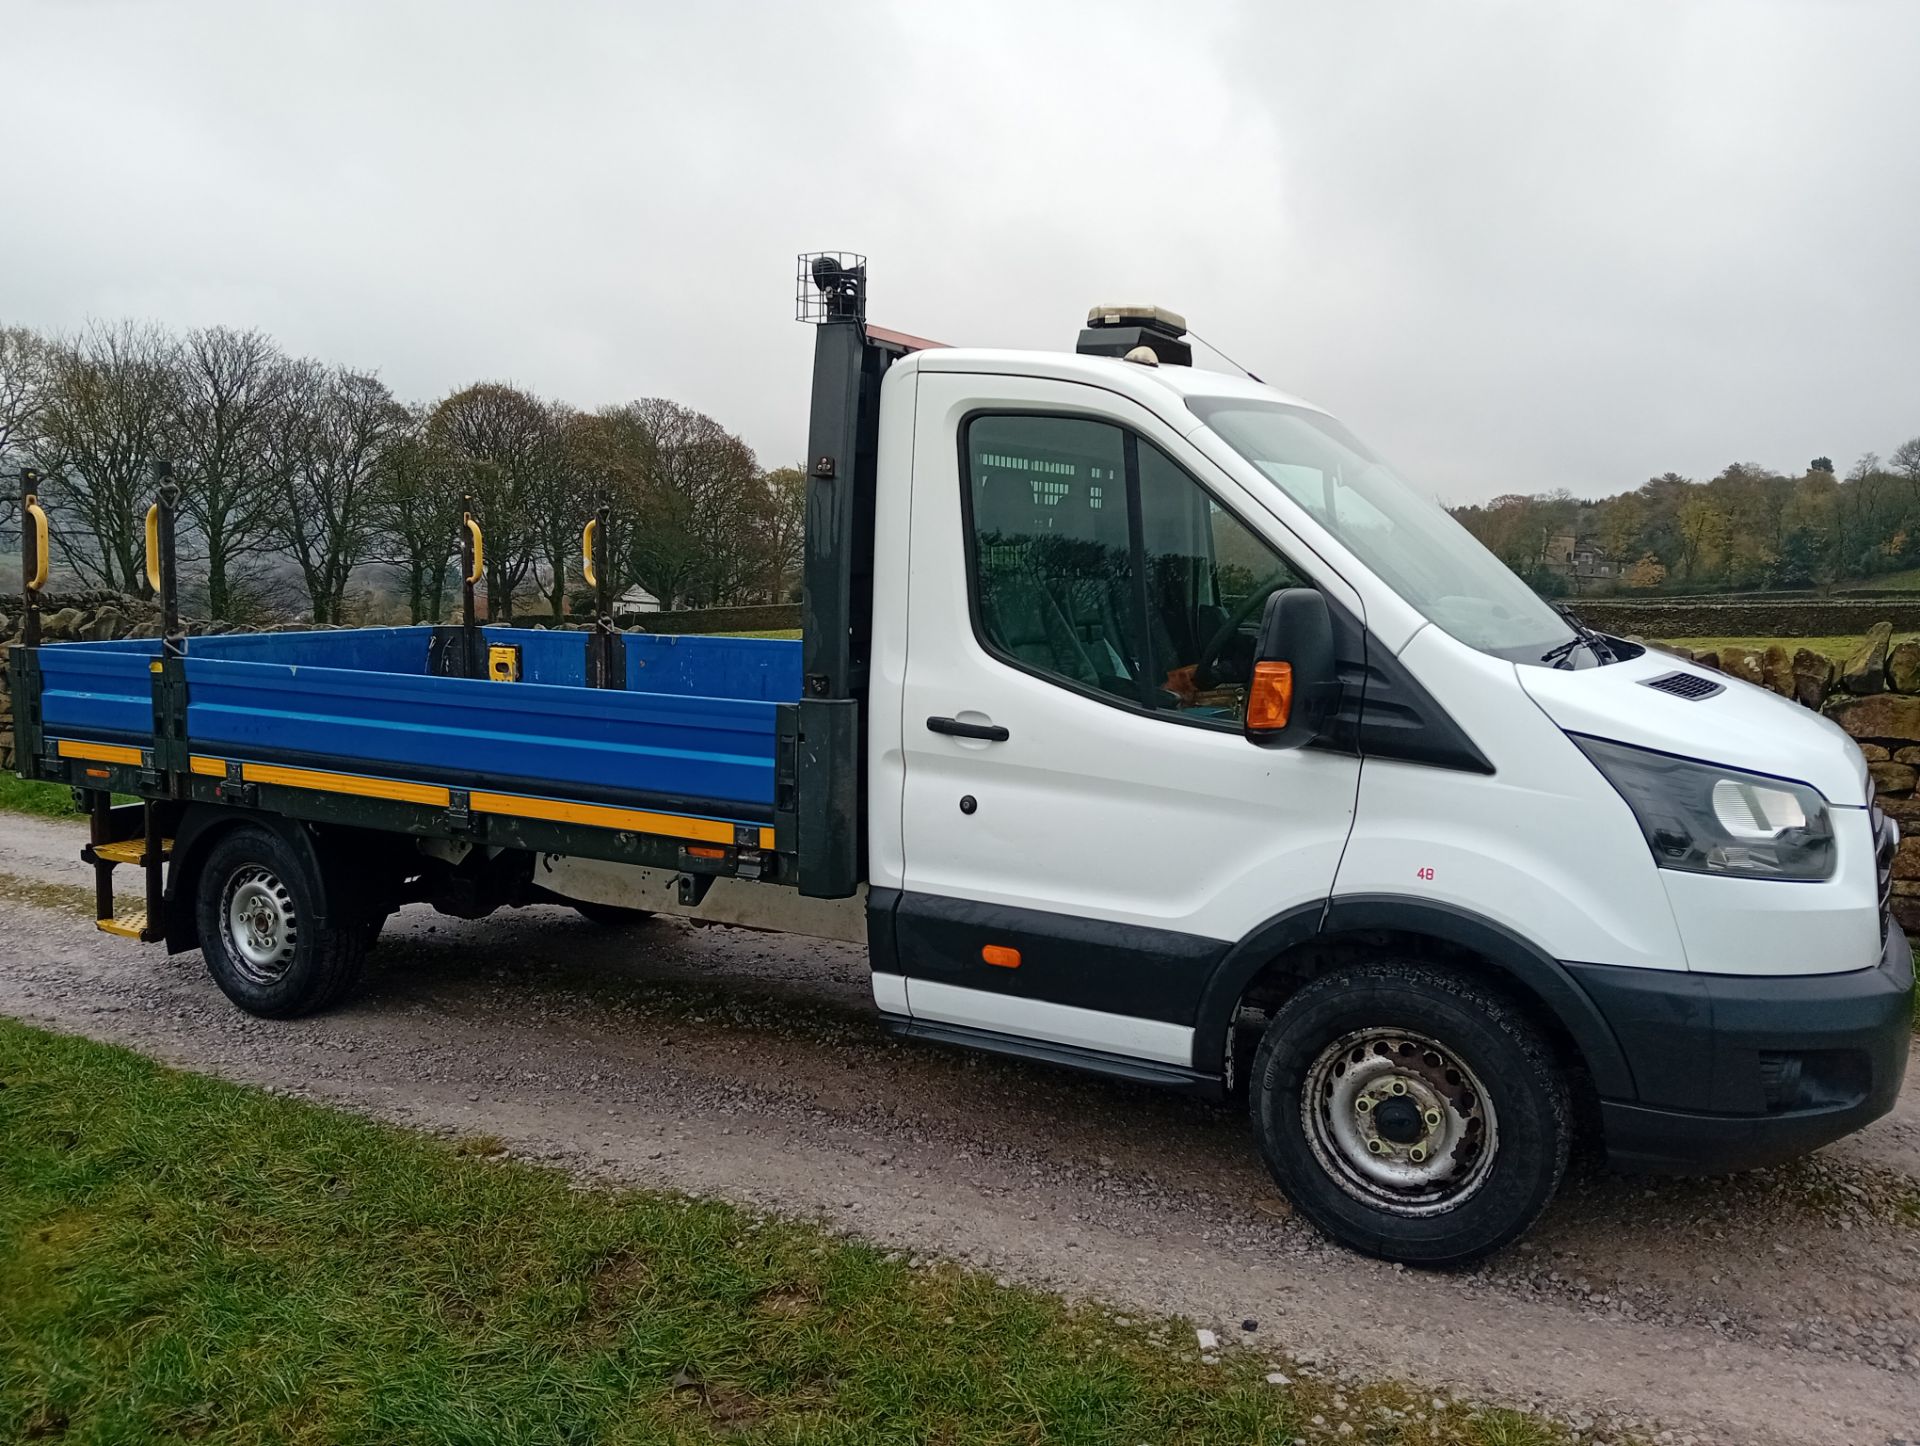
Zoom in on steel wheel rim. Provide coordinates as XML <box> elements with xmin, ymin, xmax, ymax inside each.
<box><xmin>223</xmin><ymin>864</ymin><xmax>299</xmax><ymax>985</ymax></box>
<box><xmin>1301</xmin><ymin>1027</ymin><xmax>1498</xmax><ymax>1217</ymax></box>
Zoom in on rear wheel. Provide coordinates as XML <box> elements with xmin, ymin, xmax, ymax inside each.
<box><xmin>195</xmin><ymin>826</ymin><xmax>368</xmax><ymax>1018</ymax></box>
<box><xmin>1249</xmin><ymin>959</ymin><xmax>1569</xmax><ymax>1267</ymax></box>
<box><xmin>573</xmin><ymin>901</ymin><xmax>653</xmax><ymax>928</ymax></box>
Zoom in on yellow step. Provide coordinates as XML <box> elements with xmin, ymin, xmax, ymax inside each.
<box><xmin>96</xmin><ymin>913</ymin><xmax>149</xmax><ymax>941</ymax></box>
<box><xmin>90</xmin><ymin>839</ymin><xmax>173</xmax><ymax>866</ymax></box>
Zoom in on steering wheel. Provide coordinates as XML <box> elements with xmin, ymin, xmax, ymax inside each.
<box><xmin>1194</xmin><ymin>573</ymin><xmax>1292</xmax><ymax>689</ymax></box>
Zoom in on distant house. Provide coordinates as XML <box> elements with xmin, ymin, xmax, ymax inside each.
<box><xmin>616</xmin><ymin>584</ymin><xmax>661</xmax><ymax>615</ymax></box>
<box><xmin>1542</xmin><ymin>533</ymin><xmax>1615</xmax><ymax>591</ymax></box>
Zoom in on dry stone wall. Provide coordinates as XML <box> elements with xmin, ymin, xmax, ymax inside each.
<box><xmin>1650</xmin><ymin>620</ymin><xmax>1920</xmax><ymax>928</ymax></box>
<box><xmin>625</xmin><ymin>603</ymin><xmax>802</xmax><ymax>634</ymax></box>
<box><xmin>1581</xmin><ymin>598</ymin><xmax>1920</xmax><ymax>638</ymax></box>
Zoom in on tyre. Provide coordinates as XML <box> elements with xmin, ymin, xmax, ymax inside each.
<box><xmin>1248</xmin><ymin>959</ymin><xmax>1570</xmax><ymax>1267</ymax></box>
<box><xmin>195</xmin><ymin>825</ymin><xmax>368</xmax><ymax>1019</ymax></box>
<box><xmin>573</xmin><ymin>901</ymin><xmax>653</xmax><ymax>928</ymax></box>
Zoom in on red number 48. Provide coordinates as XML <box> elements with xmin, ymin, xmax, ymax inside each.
<box><xmin>1415</xmin><ymin>866</ymin><xmax>1435</xmax><ymax>881</ymax></box>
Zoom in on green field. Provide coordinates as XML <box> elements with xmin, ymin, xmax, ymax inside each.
<box><xmin>1843</xmin><ymin>568</ymin><xmax>1920</xmax><ymax>592</ymax></box>
<box><xmin>0</xmin><ymin>1020</ymin><xmax>1582</xmax><ymax>1446</ymax></box>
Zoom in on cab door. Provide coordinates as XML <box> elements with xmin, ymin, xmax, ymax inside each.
<box><xmin>893</xmin><ymin>370</ymin><xmax>1363</xmax><ymax>1065</ymax></box>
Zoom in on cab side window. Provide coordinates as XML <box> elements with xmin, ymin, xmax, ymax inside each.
<box><xmin>964</xmin><ymin>414</ymin><xmax>1306</xmax><ymax>727</ymax></box>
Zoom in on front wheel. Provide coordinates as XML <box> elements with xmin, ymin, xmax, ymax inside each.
<box><xmin>195</xmin><ymin>826</ymin><xmax>368</xmax><ymax>1019</ymax></box>
<box><xmin>1249</xmin><ymin>959</ymin><xmax>1570</xmax><ymax>1267</ymax></box>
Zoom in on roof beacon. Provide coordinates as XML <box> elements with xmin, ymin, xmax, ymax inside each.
<box><xmin>1076</xmin><ymin>304</ymin><xmax>1192</xmax><ymax>367</ymax></box>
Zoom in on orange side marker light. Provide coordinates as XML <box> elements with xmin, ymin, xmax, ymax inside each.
<box><xmin>1245</xmin><ymin>660</ymin><xmax>1294</xmax><ymax>732</ymax></box>
<box><xmin>981</xmin><ymin>944</ymin><xmax>1022</xmax><ymax>969</ymax></box>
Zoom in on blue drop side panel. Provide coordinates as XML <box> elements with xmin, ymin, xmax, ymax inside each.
<box><xmin>623</xmin><ymin>633</ymin><xmax>803</xmax><ymax>701</ymax></box>
<box><xmin>32</xmin><ymin>626</ymin><xmax>800</xmax><ymax>812</ymax></box>
<box><xmin>179</xmin><ymin>627</ymin><xmax>434</xmax><ymax>673</ymax></box>
<box><xmin>183</xmin><ymin>658</ymin><xmax>782</xmax><ymax>808</ymax></box>
<box><xmin>36</xmin><ymin>640</ymin><xmax>162</xmax><ymax>741</ymax></box>
<box><xmin>484</xmin><ymin>627</ymin><xmax>588</xmax><ymax>688</ymax></box>
<box><xmin>470</xmin><ymin>628</ymin><xmax>802</xmax><ymax>700</ymax></box>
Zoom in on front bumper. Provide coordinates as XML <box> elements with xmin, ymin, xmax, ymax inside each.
<box><xmin>1565</xmin><ymin>921</ymin><xmax>1914</xmax><ymax>1174</ymax></box>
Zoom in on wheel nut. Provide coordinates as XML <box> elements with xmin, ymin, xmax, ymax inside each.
<box><xmin>1409</xmin><ymin>1145</ymin><xmax>1428</xmax><ymax>1163</ymax></box>
<box><xmin>1389</xmin><ymin>1080</ymin><xmax>1408</xmax><ymax>1096</ymax></box>
<box><xmin>1366</xmin><ymin>1138</ymin><xmax>1385</xmax><ymax>1154</ymax></box>
<box><xmin>1423</xmin><ymin>1108</ymin><xmax>1442</xmax><ymax>1129</ymax></box>
<box><xmin>1355</xmin><ymin>1096</ymin><xmax>1373</xmax><ymax>1113</ymax></box>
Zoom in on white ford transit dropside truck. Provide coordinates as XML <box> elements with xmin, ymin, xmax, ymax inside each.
<box><xmin>21</xmin><ymin>253</ymin><xmax>1910</xmax><ymax>1266</ymax></box>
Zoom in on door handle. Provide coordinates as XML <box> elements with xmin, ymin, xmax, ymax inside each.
<box><xmin>926</xmin><ymin>715</ymin><xmax>1010</xmax><ymax>742</ymax></box>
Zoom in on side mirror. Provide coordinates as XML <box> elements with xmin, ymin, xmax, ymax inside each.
<box><xmin>1244</xmin><ymin>587</ymin><xmax>1339</xmax><ymax>749</ymax></box>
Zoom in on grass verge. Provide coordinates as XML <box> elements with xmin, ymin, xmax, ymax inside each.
<box><xmin>0</xmin><ymin>773</ymin><xmax>88</xmax><ymax>819</ymax></box>
<box><xmin>0</xmin><ymin>1020</ymin><xmax>1588</xmax><ymax>1446</ymax></box>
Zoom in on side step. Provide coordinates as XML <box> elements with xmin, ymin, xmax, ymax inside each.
<box><xmin>88</xmin><ymin>839</ymin><xmax>172</xmax><ymax>867</ymax></box>
<box><xmin>82</xmin><ymin>797</ymin><xmax>171</xmax><ymax>944</ymax></box>
<box><xmin>96</xmin><ymin>912</ymin><xmax>152</xmax><ymax>941</ymax></box>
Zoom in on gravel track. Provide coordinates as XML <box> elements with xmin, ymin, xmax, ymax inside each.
<box><xmin>1</xmin><ymin>813</ymin><xmax>1916</xmax><ymax>1446</ymax></box>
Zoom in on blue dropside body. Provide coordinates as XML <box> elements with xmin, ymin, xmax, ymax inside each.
<box><xmin>33</xmin><ymin>626</ymin><xmax>802</xmax><ymax>814</ymax></box>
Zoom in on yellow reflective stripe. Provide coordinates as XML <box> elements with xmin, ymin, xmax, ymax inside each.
<box><xmin>241</xmin><ymin>762</ymin><xmax>450</xmax><ymax>807</ymax></box>
<box><xmin>57</xmin><ymin>740</ymin><xmax>142</xmax><ymax>766</ymax></box>
<box><xmin>186</xmin><ymin>755</ymin><xmax>773</xmax><ymax>848</ymax></box>
<box><xmin>470</xmin><ymin>790</ymin><xmax>751</xmax><ymax>846</ymax></box>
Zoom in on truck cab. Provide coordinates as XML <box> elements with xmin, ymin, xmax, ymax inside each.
<box><xmin>841</xmin><ymin>282</ymin><xmax>1909</xmax><ymax>1263</ymax></box>
<box><xmin>12</xmin><ymin>256</ymin><xmax>1911</xmax><ymax>1267</ymax></box>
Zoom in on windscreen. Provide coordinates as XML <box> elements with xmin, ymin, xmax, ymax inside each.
<box><xmin>1189</xmin><ymin>397</ymin><xmax>1577</xmax><ymax>663</ymax></box>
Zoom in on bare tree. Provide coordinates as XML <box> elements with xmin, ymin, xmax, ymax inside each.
<box><xmin>370</xmin><ymin>406</ymin><xmax>461</xmax><ymax>623</ymax></box>
<box><xmin>569</xmin><ymin>404</ymin><xmax>668</xmax><ymax>605</ymax></box>
<box><xmin>426</xmin><ymin>383</ymin><xmax>548</xmax><ymax>622</ymax></box>
<box><xmin>593</xmin><ymin>398</ymin><xmax>764</xmax><ymax>610</ymax></box>
<box><xmin>31</xmin><ymin>321</ymin><xmax>180</xmax><ymax>592</ymax></box>
<box><xmin>530</xmin><ymin>401</ymin><xmax>584</xmax><ymax>620</ymax></box>
<box><xmin>170</xmin><ymin>327</ymin><xmax>287</xmax><ymax>618</ymax></box>
<box><xmin>274</xmin><ymin>362</ymin><xmax>402</xmax><ymax>623</ymax></box>
<box><xmin>1891</xmin><ymin>436</ymin><xmax>1920</xmax><ymax>504</ymax></box>
<box><xmin>756</xmin><ymin>464</ymin><xmax>806</xmax><ymax>602</ymax></box>
<box><xmin>679</xmin><ymin>415</ymin><xmax>768</xmax><ymax>608</ymax></box>
<box><xmin>1</xmin><ymin>325</ymin><xmax>50</xmax><ymax>543</ymax></box>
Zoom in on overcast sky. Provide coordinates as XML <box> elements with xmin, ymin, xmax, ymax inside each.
<box><xmin>4</xmin><ymin>0</ymin><xmax>1915</xmax><ymax>505</ymax></box>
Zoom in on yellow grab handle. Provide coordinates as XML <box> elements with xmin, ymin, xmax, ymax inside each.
<box><xmin>464</xmin><ymin>515</ymin><xmax>485</xmax><ymax>586</ymax></box>
<box><xmin>24</xmin><ymin>495</ymin><xmax>50</xmax><ymax>592</ymax></box>
<box><xmin>145</xmin><ymin>503</ymin><xmax>163</xmax><ymax>593</ymax></box>
<box><xmin>581</xmin><ymin>518</ymin><xmax>600</xmax><ymax>589</ymax></box>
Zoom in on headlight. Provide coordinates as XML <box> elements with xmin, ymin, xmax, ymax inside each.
<box><xmin>1574</xmin><ymin>735</ymin><xmax>1836</xmax><ymax>880</ymax></box>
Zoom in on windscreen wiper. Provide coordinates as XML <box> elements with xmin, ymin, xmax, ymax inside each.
<box><xmin>1541</xmin><ymin>607</ymin><xmax>1610</xmax><ymax>668</ymax></box>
